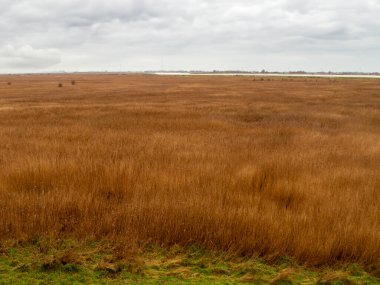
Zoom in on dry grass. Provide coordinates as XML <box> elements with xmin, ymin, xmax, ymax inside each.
<box><xmin>0</xmin><ymin>74</ymin><xmax>379</xmax><ymax>267</ymax></box>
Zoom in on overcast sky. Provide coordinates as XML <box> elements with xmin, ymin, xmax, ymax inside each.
<box><xmin>1</xmin><ymin>0</ymin><xmax>379</xmax><ymax>73</ymax></box>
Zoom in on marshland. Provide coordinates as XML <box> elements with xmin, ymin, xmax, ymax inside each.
<box><xmin>0</xmin><ymin>74</ymin><xmax>379</xmax><ymax>283</ymax></box>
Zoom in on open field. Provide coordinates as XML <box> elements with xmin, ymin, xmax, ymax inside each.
<box><xmin>0</xmin><ymin>74</ymin><xmax>379</xmax><ymax>281</ymax></box>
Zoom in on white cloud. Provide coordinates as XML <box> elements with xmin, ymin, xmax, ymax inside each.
<box><xmin>0</xmin><ymin>45</ymin><xmax>61</xmax><ymax>70</ymax></box>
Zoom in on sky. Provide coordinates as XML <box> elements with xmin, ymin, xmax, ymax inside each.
<box><xmin>0</xmin><ymin>0</ymin><xmax>379</xmax><ymax>73</ymax></box>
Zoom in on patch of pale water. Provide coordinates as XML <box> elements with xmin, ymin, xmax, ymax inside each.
<box><xmin>154</xmin><ymin>72</ymin><xmax>380</xmax><ymax>79</ymax></box>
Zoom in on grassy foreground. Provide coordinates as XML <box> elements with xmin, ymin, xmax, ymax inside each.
<box><xmin>0</xmin><ymin>239</ymin><xmax>378</xmax><ymax>285</ymax></box>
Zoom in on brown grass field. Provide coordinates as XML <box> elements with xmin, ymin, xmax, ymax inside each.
<box><xmin>0</xmin><ymin>74</ymin><xmax>379</xmax><ymax>268</ymax></box>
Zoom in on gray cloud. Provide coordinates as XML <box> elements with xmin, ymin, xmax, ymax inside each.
<box><xmin>0</xmin><ymin>0</ymin><xmax>379</xmax><ymax>72</ymax></box>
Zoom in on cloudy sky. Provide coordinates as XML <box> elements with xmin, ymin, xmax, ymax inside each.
<box><xmin>1</xmin><ymin>0</ymin><xmax>379</xmax><ymax>73</ymax></box>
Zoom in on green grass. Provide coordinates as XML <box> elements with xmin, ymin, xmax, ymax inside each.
<box><xmin>0</xmin><ymin>239</ymin><xmax>378</xmax><ymax>284</ymax></box>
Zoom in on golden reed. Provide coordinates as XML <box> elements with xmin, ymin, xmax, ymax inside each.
<box><xmin>0</xmin><ymin>74</ymin><xmax>379</xmax><ymax>267</ymax></box>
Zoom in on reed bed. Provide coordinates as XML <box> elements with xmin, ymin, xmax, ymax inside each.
<box><xmin>0</xmin><ymin>74</ymin><xmax>379</xmax><ymax>267</ymax></box>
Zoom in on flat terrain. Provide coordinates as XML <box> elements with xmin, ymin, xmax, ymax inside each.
<box><xmin>0</xmin><ymin>74</ymin><xmax>379</xmax><ymax>283</ymax></box>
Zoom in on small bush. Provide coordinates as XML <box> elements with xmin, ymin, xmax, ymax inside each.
<box><xmin>58</xmin><ymin>83</ymin><xmax>63</xmax><ymax>88</ymax></box>
<box><xmin>71</xmin><ymin>80</ymin><xmax>76</xmax><ymax>85</ymax></box>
